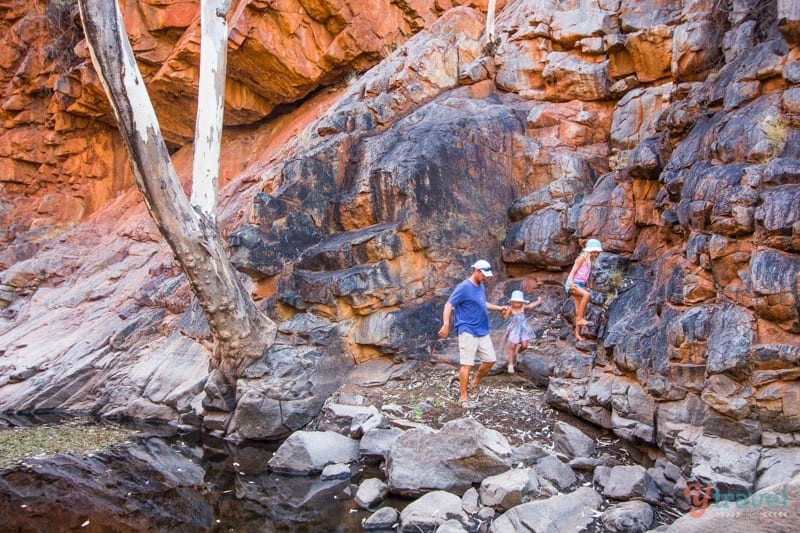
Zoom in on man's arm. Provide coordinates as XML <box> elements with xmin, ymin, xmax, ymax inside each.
<box><xmin>438</xmin><ymin>302</ymin><xmax>453</xmax><ymax>338</ymax></box>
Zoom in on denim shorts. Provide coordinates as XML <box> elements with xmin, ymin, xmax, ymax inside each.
<box><xmin>564</xmin><ymin>280</ymin><xmax>585</xmax><ymax>294</ymax></box>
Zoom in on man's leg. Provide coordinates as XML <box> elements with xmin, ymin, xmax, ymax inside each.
<box><xmin>472</xmin><ymin>361</ymin><xmax>493</xmax><ymax>388</ymax></box>
<box><xmin>472</xmin><ymin>335</ymin><xmax>497</xmax><ymax>388</ymax></box>
<box><xmin>457</xmin><ymin>332</ymin><xmax>478</xmax><ymax>405</ymax></box>
<box><xmin>459</xmin><ymin>364</ymin><xmax>472</xmax><ymax>403</ymax></box>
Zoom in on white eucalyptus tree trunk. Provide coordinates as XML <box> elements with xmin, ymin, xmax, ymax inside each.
<box><xmin>77</xmin><ymin>0</ymin><xmax>276</xmax><ymax>415</ymax></box>
<box><xmin>486</xmin><ymin>0</ymin><xmax>496</xmax><ymax>43</ymax></box>
<box><xmin>191</xmin><ymin>0</ymin><xmax>228</xmax><ymax>217</ymax></box>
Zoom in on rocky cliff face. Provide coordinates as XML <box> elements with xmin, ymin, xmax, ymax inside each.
<box><xmin>1</xmin><ymin>0</ymin><xmax>799</xmax><ymax>486</ymax></box>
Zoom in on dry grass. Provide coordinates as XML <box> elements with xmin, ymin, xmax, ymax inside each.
<box><xmin>0</xmin><ymin>418</ymin><xmax>134</xmax><ymax>469</ymax></box>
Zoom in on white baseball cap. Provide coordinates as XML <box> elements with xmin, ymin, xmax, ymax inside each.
<box><xmin>471</xmin><ymin>259</ymin><xmax>493</xmax><ymax>277</ymax></box>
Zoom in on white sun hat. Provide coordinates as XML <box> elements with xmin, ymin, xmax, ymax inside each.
<box><xmin>583</xmin><ymin>239</ymin><xmax>603</xmax><ymax>252</ymax></box>
<box><xmin>509</xmin><ymin>290</ymin><xmax>528</xmax><ymax>303</ymax></box>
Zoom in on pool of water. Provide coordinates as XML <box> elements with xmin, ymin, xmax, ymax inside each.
<box><xmin>0</xmin><ymin>416</ymin><xmax>400</xmax><ymax>532</ymax></box>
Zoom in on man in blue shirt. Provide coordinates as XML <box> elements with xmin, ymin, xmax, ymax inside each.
<box><xmin>438</xmin><ymin>259</ymin><xmax>507</xmax><ymax>409</ymax></box>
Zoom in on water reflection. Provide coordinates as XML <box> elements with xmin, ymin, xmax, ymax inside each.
<box><xmin>0</xmin><ymin>417</ymin><xmax>384</xmax><ymax>532</ymax></box>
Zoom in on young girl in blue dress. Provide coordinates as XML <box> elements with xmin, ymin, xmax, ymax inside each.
<box><xmin>504</xmin><ymin>290</ymin><xmax>542</xmax><ymax>373</ymax></box>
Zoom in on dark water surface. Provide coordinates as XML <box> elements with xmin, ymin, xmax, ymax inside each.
<box><xmin>0</xmin><ymin>416</ymin><xmax>396</xmax><ymax>532</ymax></box>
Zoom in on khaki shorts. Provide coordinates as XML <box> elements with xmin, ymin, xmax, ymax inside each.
<box><xmin>458</xmin><ymin>332</ymin><xmax>497</xmax><ymax>366</ymax></box>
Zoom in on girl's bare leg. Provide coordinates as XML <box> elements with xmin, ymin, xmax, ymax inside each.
<box><xmin>508</xmin><ymin>343</ymin><xmax>518</xmax><ymax>368</ymax></box>
<box><xmin>572</xmin><ymin>288</ymin><xmax>590</xmax><ymax>340</ymax></box>
<box><xmin>574</xmin><ymin>287</ymin><xmax>591</xmax><ymax>325</ymax></box>
<box><xmin>510</xmin><ymin>341</ymin><xmax>529</xmax><ymax>372</ymax></box>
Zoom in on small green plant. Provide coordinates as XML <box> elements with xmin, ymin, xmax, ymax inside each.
<box><xmin>598</xmin><ymin>266</ymin><xmax>627</xmax><ymax>308</ymax></box>
<box><xmin>346</xmin><ymin>70</ymin><xmax>360</xmax><ymax>86</ymax></box>
<box><xmin>605</xmin><ymin>267</ymin><xmax>627</xmax><ymax>289</ymax></box>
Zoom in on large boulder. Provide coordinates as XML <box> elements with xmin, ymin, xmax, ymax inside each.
<box><xmin>267</xmin><ymin>431</ymin><xmax>360</xmax><ymax>474</ymax></box>
<box><xmin>600</xmin><ymin>500</ymin><xmax>655</xmax><ymax>533</ymax></box>
<box><xmin>385</xmin><ymin>417</ymin><xmax>512</xmax><ymax>496</ymax></box>
<box><xmin>553</xmin><ymin>421</ymin><xmax>597</xmax><ymax>459</ymax></box>
<box><xmin>594</xmin><ymin>465</ymin><xmax>650</xmax><ymax>500</ymax></box>
<box><xmin>399</xmin><ymin>490</ymin><xmax>471</xmax><ymax>532</ymax></box>
<box><xmin>227</xmin><ymin>342</ymin><xmax>352</xmax><ymax>441</ymax></box>
<box><xmin>479</xmin><ymin>468</ymin><xmax>541</xmax><ymax>510</ymax></box>
<box><xmin>690</xmin><ymin>435</ymin><xmax>761</xmax><ymax>494</ymax></box>
<box><xmin>488</xmin><ymin>487</ymin><xmax>603</xmax><ymax>533</ymax></box>
<box><xmin>756</xmin><ymin>447</ymin><xmax>800</xmax><ymax>491</ymax></box>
